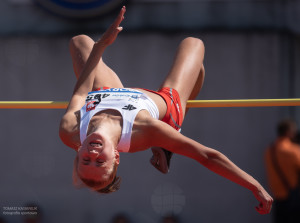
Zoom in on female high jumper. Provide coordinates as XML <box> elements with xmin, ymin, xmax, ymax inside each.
<box><xmin>59</xmin><ymin>6</ymin><xmax>273</xmax><ymax>214</ymax></box>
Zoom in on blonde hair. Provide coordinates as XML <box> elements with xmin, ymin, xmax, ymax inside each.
<box><xmin>72</xmin><ymin>155</ymin><xmax>121</xmax><ymax>194</ymax></box>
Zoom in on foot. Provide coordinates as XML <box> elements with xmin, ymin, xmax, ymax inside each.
<box><xmin>150</xmin><ymin>147</ymin><xmax>173</xmax><ymax>174</ymax></box>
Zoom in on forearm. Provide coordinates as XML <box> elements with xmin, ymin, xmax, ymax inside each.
<box><xmin>155</xmin><ymin>121</ymin><xmax>261</xmax><ymax>192</ymax></box>
<box><xmin>64</xmin><ymin>7</ymin><xmax>125</xmax><ymax>113</ymax></box>
<box><xmin>72</xmin><ymin>7</ymin><xmax>125</xmax><ymax>96</ymax></box>
<box><xmin>199</xmin><ymin>148</ymin><xmax>261</xmax><ymax>192</ymax></box>
<box><xmin>195</xmin><ymin>146</ymin><xmax>272</xmax><ymax>214</ymax></box>
<box><xmin>167</xmin><ymin>136</ymin><xmax>261</xmax><ymax>192</ymax></box>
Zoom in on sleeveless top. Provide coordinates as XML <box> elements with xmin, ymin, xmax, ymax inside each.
<box><xmin>80</xmin><ymin>88</ymin><xmax>159</xmax><ymax>152</ymax></box>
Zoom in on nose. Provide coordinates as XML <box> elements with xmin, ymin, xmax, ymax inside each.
<box><xmin>88</xmin><ymin>149</ymin><xmax>99</xmax><ymax>158</ymax></box>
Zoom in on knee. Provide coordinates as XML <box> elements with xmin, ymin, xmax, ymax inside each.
<box><xmin>69</xmin><ymin>34</ymin><xmax>93</xmax><ymax>51</ymax></box>
<box><xmin>181</xmin><ymin>37</ymin><xmax>205</xmax><ymax>52</ymax></box>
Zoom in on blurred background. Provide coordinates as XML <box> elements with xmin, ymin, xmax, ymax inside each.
<box><xmin>0</xmin><ymin>0</ymin><xmax>300</xmax><ymax>222</ymax></box>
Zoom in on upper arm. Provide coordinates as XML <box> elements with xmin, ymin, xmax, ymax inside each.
<box><xmin>149</xmin><ymin>120</ymin><xmax>217</xmax><ymax>164</ymax></box>
<box><xmin>59</xmin><ymin>109</ymin><xmax>81</xmax><ymax>151</ymax></box>
<box><xmin>66</xmin><ymin>93</ymin><xmax>87</xmax><ymax>114</ymax></box>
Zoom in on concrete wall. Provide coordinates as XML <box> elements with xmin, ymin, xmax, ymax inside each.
<box><xmin>2</xmin><ymin>0</ymin><xmax>300</xmax><ymax>35</ymax></box>
<box><xmin>0</xmin><ymin>31</ymin><xmax>298</xmax><ymax>223</ymax></box>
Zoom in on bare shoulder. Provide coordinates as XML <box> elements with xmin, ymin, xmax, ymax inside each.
<box><xmin>129</xmin><ymin>113</ymin><xmax>183</xmax><ymax>153</ymax></box>
<box><xmin>59</xmin><ymin>110</ymin><xmax>81</xmax><ymax>150</ymax></box>
<box><xmin>129</xmin><ymin>111</ymin><xmax>157</xmax><ymax>153</ymax></box>
<box><xmin>148</xmin><ymin>118</ymin><xmax>186</xmax><ymax>147</ymax></box>
<box><xmin>130</xmin><ymin>113</ymin><xmax>211</xmax><ymax>163</ymax></box>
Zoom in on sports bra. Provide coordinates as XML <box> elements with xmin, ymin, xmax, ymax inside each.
<box><xmin>80</xmin><ymin>88</ymin><xmax>159</xmax><ymax>152</ymax></box>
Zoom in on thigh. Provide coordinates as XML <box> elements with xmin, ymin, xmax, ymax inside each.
<box><xmin>69</xmin><ymin>35</ymin><xmax>124</xmax><ymax>90</ymax></box>
<box><xmin>160</xmin><ymin>37</ymin><xmax>205</xmax><ymax>116</ymax></box>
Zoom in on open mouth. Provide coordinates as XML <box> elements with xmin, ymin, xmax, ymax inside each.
<box><xmin>89</xmin><ymin>141</ymin><xmax>102</xmax><ymax>148</ymax></box>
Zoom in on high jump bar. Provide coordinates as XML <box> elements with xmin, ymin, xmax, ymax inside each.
<box><xmin>0</xmin><ymin>98</ymin><xmax>300</xmax><ymax>109</ymax></box>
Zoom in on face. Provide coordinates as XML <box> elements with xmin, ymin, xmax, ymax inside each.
<box><xmin>77</xmin><ymin>132</ymin><xmax>119</xmax><ymax>184</ymax></box>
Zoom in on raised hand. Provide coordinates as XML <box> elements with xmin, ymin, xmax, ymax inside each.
<box><xmin>98</xmin><ymin>6</ymin><xmax>126</xmax><ymax>46</ymax></box>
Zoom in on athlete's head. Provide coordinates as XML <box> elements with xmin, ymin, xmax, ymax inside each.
<box><xmin>73</xmin><ymin>132</ymin><xmax>121</xmax><ymax>193</ymax></box>
<box><xmin>277</xmin><ymin>119</ymin><xmax>297</xmax><ymax>140</ymax></box>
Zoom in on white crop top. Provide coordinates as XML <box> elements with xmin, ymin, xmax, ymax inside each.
<box><xmin>80</xmin><ymin>88</ymin><xmax>159</xmax><ymax>152</ymax></box>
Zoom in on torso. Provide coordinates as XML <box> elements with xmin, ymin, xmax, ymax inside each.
<box><xmin>265</xmin><ymin>138</ymin><xmax>300</xmax><ymax>199</ymax></box>
<box><xmin>74</xmin><ymin>88</ymin><xmax>168</xmax><ymax>152</ymax></box>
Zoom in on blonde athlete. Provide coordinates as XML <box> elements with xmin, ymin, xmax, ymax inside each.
<box><xmin>59</xmin><ymin>6</ymin><xmax>273</xmax><ymax>214</ymax></box>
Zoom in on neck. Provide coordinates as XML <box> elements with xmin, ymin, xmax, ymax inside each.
<box><xmin>277</xmin><ymin>136</ymin><xmax>292</xmax><ymax>142</ymax></box>
<box><xmin>87</xmin><ymin>110</ymin><xmax>123</xmax><ymax>147</ymax></box>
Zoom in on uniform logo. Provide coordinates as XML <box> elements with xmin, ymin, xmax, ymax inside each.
<box><xmin>34</xmin><ymin>0</ymin><xmax>123</xmax><ymax>19</ymax></box>
<box><xmin>85</xmin><ymin>93</ymin><xmax>110</xmax><ymax>112</ymax></box>
<box><xmin>95</xmin><ymin>88</ymin><xmax>142</xmax><ymax>94</ymax></box>
<box><xmin>86</xmin><ymin>100</ymin><xmax>99</xmax><ymax>112</ymax></box>
<box><xmin>86</xmin><ymin>93</ymin><xmax>109</xmax><ymax>102</ymax></box>
<box><xmin>122</xmin><ymin>104</ymin><xmax>136</xmax><ymax>111</ymax></box>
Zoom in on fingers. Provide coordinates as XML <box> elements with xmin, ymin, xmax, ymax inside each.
<box><xmin>113</xmin><ymin>6</ymin><xmax>126</xmax><ymax>28</ymax></box>
<box><xmin>255</xmin><ymin>205</ymin><xmax>269</xmax><ymax>215</ymax></box>
<box><xmin>255</xmin><ymin>199</ymin><xmax>273</xmax><ymax>215</ymax></box>
<box><xmin>98</xmin><ymin>6</ymin><xmax>125</xmax><ymax>46</ymax></box>
<box><xmin>113</xmin><ymin>7</ymin><xmax>126</xmax><ymax>34</ymax></box>
<box><xmin>120</xmin><ymin>6</ymin><xmax>126</xmax><ymax>19</ymax></box>
<box><xmin>255</xmin><ymin>206</ymin><xmax>266</xmax><ymax>215</ymax></box>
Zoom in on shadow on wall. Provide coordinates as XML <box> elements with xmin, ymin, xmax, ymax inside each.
<box><xmin>111</xmin><ymin>213</ymin><xmax>132</xmax><ymax>223</ymax></box>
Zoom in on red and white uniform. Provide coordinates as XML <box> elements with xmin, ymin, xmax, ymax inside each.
<box><xmin>80</xmin><ymin>88</ymin><xmax>159</xmax><ymax>152</ymax></box>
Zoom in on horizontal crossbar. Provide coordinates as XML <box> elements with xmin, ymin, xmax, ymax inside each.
<box><xmin>0</xmin><ymin>98</ymin><xmax>300</xmax><ymax>109</ymax></box>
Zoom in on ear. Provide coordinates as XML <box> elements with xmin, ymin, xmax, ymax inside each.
<box><xmin>114</xmin><ymin>150</ymin><xmax>120</xmax><ymax>165</ymax></box>
<box><xmin>72</xmin><ymin>155</ymin><xmax>85</xmax><ymax>188</ymax></box>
